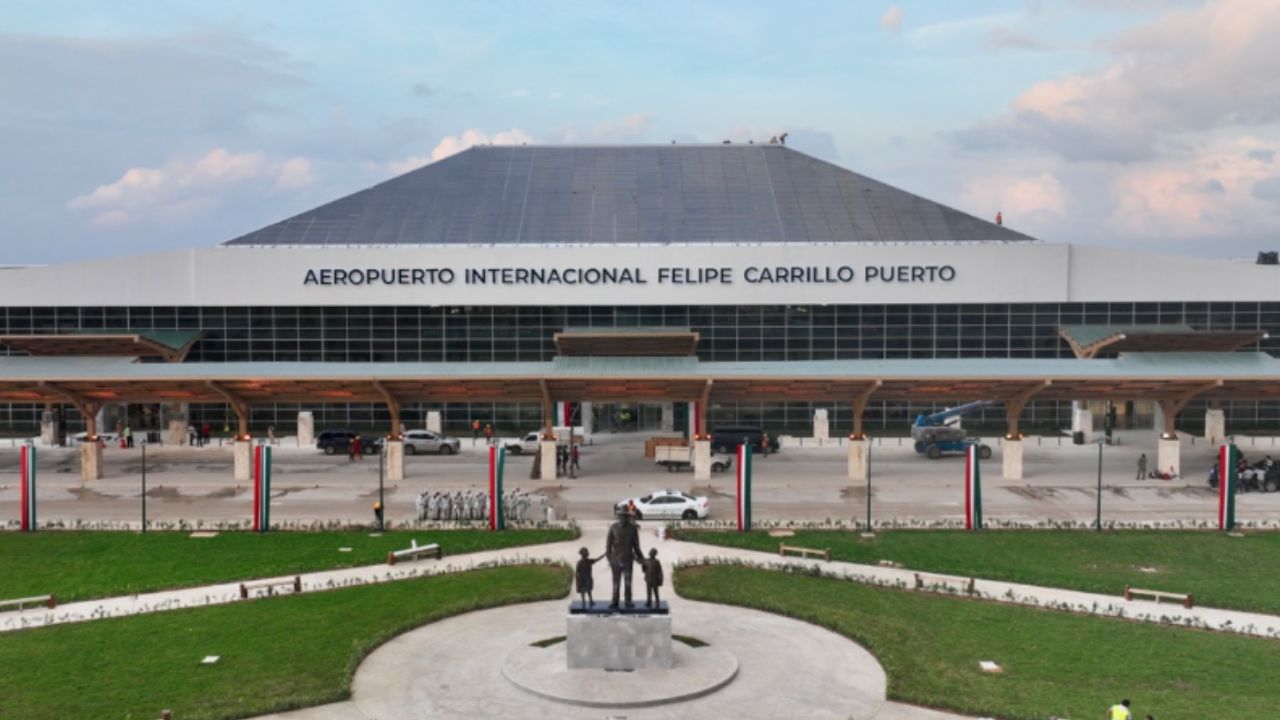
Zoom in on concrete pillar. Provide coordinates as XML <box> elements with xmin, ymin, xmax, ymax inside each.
<box><xmin>581</xmin><ymin>402</ymin><xmax>593</xmax><ymax>441</ymax></box>
<box><xmin>167</xmin><ymin>419</ymin><xmax>185</xmax><ymax>446</ymax></box>
<box><xmin>80</xmin><ymin>441</ymin><xmax>103</xmax><ymax>481</ymax></box>
<box><xmin>847</xmin><ymin>437</ymin><xmax>868</xmax><ymax>481</ymax></box>
<box><xmin>540</xmin><ymin>440</ymin><xmax>558</xmax><ymax>480</ymax></box>
<box><xmin>1158</xmin><ymin>437</ymin><xmax>1181</xmax><ymax>478</ymax></box>
<box><xmin>1002</xmin><ymin>438</ymin><xmax>1024</xmax><ymax>480</ymax></box>
<box><xmin>297</xmin><ymin>411</ymin><xmax>314</xmax><ymax>448</ymax></box>
<box><xmin>40</xmin><ymin>410</ymin><xmax>56</xmax><ymax>446</ymax></box>
<box><xmin>426</xmin><ymin>410</ymin><xmax>442</xmax><ymax>434</ymax></box>
<box><xmin>233</xmin><ymin>440</ymin><xmax>252</xmax><ymax>481</ymax></box>
<box><xmin>385</xmin><ymin>440</ymin><xmax>404</xmax><ymax>481</ymax></box>
<box><xmin>1071</xmin><ymin>401</ymin><xmax>1093</xmax><ymax>439</ymax></box>
<box><xmin>1205</xmin><ymin>408</ymin><xmax>1226</xmax><ymax>446</ymax></box>
<box><xmin>814</xmin><ymin>409</ymin><xmax>829</xmax><ymax>442</ymax></box>
<box><xmin>693</xmin><ymin>440</ymin><xmax>712</xmax><ymax>480</ymax></box>
<box><xmin>660</xmin><ymin>402</ymin><xmax>675</xmax><ymax>433</ymax></box>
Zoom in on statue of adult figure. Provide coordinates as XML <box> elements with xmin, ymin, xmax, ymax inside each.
<box><xmin>605</xmin><ymin>508</ymin><xmax>644</xmax><ymax>609</ymax></box>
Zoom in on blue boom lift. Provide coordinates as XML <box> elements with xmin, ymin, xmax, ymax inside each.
<box><xmin>911</xmin><ymin>401</ymin><xmax>996</xmax><ymax>460</ymax></box>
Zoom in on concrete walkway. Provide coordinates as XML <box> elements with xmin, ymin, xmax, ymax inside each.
<box><xmin>252</xmin><ymin>596</ymin><xmax>959</xmax><ymax>720</ymax></box>
<box><xmin>6</xmin><ymin>521</ymin><xmax>1280</xmax><ymax>639</ymax></box>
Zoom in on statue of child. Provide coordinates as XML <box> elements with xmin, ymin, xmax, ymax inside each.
<box><xmin>575</xmin><ymin>547</ymin><xmax>604</xmax><ymax>608</ymax></box>
<box><xmin>643</xmin><ymin>548</ymin><xmax>664</xmax><ymax>608</ymax></box>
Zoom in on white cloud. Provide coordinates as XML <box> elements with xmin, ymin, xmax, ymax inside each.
<box><xmin>956</xmin><ymin>0</ymin><xmax>1280</xmax><ymax>160</ymax></box>
<box><xmin>544</xmin><ymin>113</ymin><xmax>654</xmax><ymax>144</ymax></box>
<box><xmin>275</xmin><ymin>157</ymin><xmax>315</xmax><ymax>189</ymax></box>
<box><xmin>387</xmin><ymin>128</ymin><xmax>535</xmax><ymax>175</ymax></box>
<box><xmin>67</xmin><ymin>148</ymin><xmax>312</xmax><ymax>226</ymax></box>
<box><xmin>964</xmin><ymin>171</ymin><xmax>1068</xmax><ymax>224</ymax></box>
<box><xmin>881</xmin><ymin>5</ymin><xmax>904</xmax><ymax>33</ymax></box>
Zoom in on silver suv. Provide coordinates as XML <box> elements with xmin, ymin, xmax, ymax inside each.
<box><xmin>401</xmin><ymin>430</ymin><xmax>461</xmax><ymax>455</ymax></box>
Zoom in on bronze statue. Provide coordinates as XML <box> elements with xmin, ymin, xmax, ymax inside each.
<box><xmin>643</xmin><ymin>548</ymin><xmax>663</xmax><ymax>608</ymax></box>
<box><xmin>575</xmin><ymin>547</ymin><xmax>604</xmax><ymax>607</ymax></box>
<box><xmin>605</xmin><ymin>508</ymin><xmax>644</xmax><ymax>609</ymax></box>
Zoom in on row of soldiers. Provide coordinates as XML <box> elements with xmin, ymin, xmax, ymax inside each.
<box><xmin>414</xmin><ymin>489</ymin><xmax>548</xmax><ymax>523</ymax></box>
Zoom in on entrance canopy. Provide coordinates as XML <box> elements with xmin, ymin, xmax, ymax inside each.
<box><xmin>0</xmin><ymin>330</ymin><xmax>202</xmax><ymax>362</ymax></box>
<box><xmin>1</xmin><ymin>352</ymin><xmax>1278</xmax><ymax>406</ymax></box>
<box><xmin>1058</xmin><ymin>324</ymin><xmax>1267</xmax><ymax>359</ymax></box>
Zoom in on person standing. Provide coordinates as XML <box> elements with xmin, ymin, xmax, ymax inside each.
<box><xmin>484</xmin><ymin>424</ymin><xmax>494</xmax><ymax>445</ymax></box>
<box><xmin>1106</xmin><ymin>699</ymin><xmax>1132</xmax><ymax>720</ymax></box>
<box><xmin>124</xmin><ymin>425</ymin><xmax>133</xmax><ymax>449</ymax></box>
<box><xmin>1136</xmin><ymin>453</ymin><xmax>1147</xmax><ymax>480</ymax></box>
<box><xmin>472</xmin><ymin>419</ymin><xmax>481</xmax><ymax>442</ymax></box>
<box><xmin>349</xmin><ymin>435</ymin><xmax>361</xmax><ymax>462</ymax></box>
<box><xmin>571</xmin><ymin>444</ymin><xmax>581</xmax><ymax>475</ymax></box>
<box><xmin>201</xmin><ymin>422</ymin><xmax>212</xmax><ymax>447</ymax></box>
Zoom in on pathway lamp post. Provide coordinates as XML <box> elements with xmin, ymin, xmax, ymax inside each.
<box><xmin>1095</xmin><ymin>438</ymin><xmax>1104</xmax><ymax>532</ymax></box>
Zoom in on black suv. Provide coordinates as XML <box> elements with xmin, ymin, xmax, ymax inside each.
<box><xmin>316</xmin><ymin>430</ymin><xmax>379</xmax><ymax>455</ymax></box>
<box><xmin>710</xmin><ymin>426</ymin><xmax>780</xmax><ymax>454</ymax></box>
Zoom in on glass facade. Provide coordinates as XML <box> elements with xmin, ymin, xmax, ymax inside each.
<box><xmin>3</xmin><ymin>301</ymin><xmax>1279</xmax><ymax>434</ymax></box>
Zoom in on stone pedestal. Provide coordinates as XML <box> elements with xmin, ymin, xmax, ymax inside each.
<box><xmin>234</xmin><ymin>439</ymin><xmax>252</xmax><ymax>481</ymax></box>
<box><xmin>814</xmin><ymin>409</ymin><xmax>829</xmax><ymax>442</ymax></box>
<box><xmin>1205</xmin><ymin>409</ymin><xmax>1226</xmax><ymax>446</ymax></box>
<box><xmin>297</xmin><ymin>411</ymin><xmax>314</xmax><ymax>448</ymax></box>
<box><xmin>693</xmin><ymin>439</ymin><xmax>712</xmax><ymax>480</ymax></box>
<box><xmin>80</xmin><ymin>441</ymin><xmax>103</xmax><ymax>481</ymax></box>
<box><xmin>1071</xmin><ymin>401</ymin><xmax>1093</xmax><ymax>440</ymax></box>
<box><xmin>426</xmin><ymin>410</ymin><xmax>442</xmax><ymax>433</ymax></box>
<box><xmin>1002</xmin><ymin>438</ymin><xmax>1023</xmax><ymax>480</ymax></box>
<box><xmin>1158</xmin><ymin>436</ymin><xmax>1181</xmax><ymax>477</ymax></box>
<box><xmin>167</xmin><ymin>419</ymin><xmax>186</xmax><ymax>446</ymax></box>
<box><xmin>385</xmin><ymin>440</ymin><xmax>404</xmax><ymax>481</ymax></box>
<box><xmin>660</xmin><ymin>402</ymin><xmax>675</xmax><ymax>433</ymax></box>
<box><xmin>540</xmin><ymin>440</ymin><xmax>558</xmax><ymax>480</ymax></box>
<box><xmin>566</xmin><ymin>613</ymin><xmax>673</xmax><ymax>670</ymax></box>
<box><xmin>40</xmin><ymin>411</ymin><xmax>56</xmax><ymax>446</ymax></box>
<box><xmin>847</xmin><ymin>437</ymin><xmax>868</xmax><ymax>481</ymax></box>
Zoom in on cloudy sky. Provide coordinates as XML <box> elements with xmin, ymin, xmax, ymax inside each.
<box><xmin>4</xmin><ymin>0</ymin><xmax>1279</xmax><ymax>263</ymax></box>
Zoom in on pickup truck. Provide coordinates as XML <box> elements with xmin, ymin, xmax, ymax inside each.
<box><xmin>503</xmin><ymin>432</ymin><xmax>542</xmax><ymax>454</ymax></box>
<box><xmin>654</xmin><ymin>445</ymin><xmax>732</xmax><ymax>473</ymax></box>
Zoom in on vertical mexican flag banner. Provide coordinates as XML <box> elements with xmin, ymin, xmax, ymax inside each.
<box><xmin>1219</xmin><ymin>444</ymin><xmax>1238</xmax><ymax>530</ymax></box>
<box><xmin>736</xmin><ymin>443</ymin><xmax>752</xmax><ymax>531</ymax></box>
<box><xmin>253</xmin><ymin>444</ymin><xmax>272</xmax><ymax>532</ymax></box>
<box><xmin>965</xmin><ymin>443</ymin><xmax>983</xmax><ymax>530</ymax></box>
<box><xmin>489</xmin><ymin>445</ymin><xmax>505</xmax><ymax>530</ymax></box>
<box><xmin>19</xmin><ymin>444</ymin><xmax>36</xmax><ymax>532</ymax></box>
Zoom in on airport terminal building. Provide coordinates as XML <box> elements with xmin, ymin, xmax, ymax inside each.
<box><xmin>2</xmin><ymin>143</ymin><xmax>1280</xmax><ymax>443</ymax></box>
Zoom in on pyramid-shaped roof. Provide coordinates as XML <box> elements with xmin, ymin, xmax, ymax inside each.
<box><xmin>223</xmin><ymin>144</ymin><xmax>1033</xmax><ymax>246</ymax></box>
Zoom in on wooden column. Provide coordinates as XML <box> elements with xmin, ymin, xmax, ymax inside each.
<box><xmin>372</xmin><ymin>380</ymin><xmax>402</xmax><ymax>438</ymax></box>
<box><xmin>207</xmin><ymin>381</ymin><xmax>250</xmax><ymax>439</ymax></box>
<box><xmin>1157</xmin><ymin>381</ymin><xmax>1223</xmax><ymax>439</ymax></box>
<box><xmin>539</xmin><ymin>380</ymin><xmax>553</xmax><ymax>437</ymax></box>
<box><xmin>697</xmin><ymin>379</ymin><xmax>713</xmax><ymax>439</ymax></box>
<box><xmin>1003</xmin><ymin>380</ymin><xmax>1051</xmax><ymax>439</ymax></box>
<box><xmin>40</xmin><ymin>382</ymin><xmax>101</xmax><ymax>438</ymax></box>
<box><xmin>851</xmin><ymin>380</ymin><xmax>881</xmax><ymax>439</ymax></box>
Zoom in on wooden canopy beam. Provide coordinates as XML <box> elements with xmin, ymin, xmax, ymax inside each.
<box><xmin>206</xmin><ymin>381</ymin><xmax>251</xmax><ymax>439</ymax></box>
<box><xmin>1003</xmin><ymin>380</ymin><xmax>1051</xmax><ymax>439</ymax></box>
<box><xmin>371</xmin><ymin>380</ymin><xmax>403</xmax><ymax>438</ymax></box>
<box><xmin>539</xmin><ymin>379</ymin><xmax>553</xmax><ymax>438</ymax></box>
<box><xmin>850</xmin><ymin>380</ymin><xmax>882</xmax><ymax>439</ymax></box>
<box><xmin>39</xmin><ymin>381</ymin><xmax>102</xmax><ymax>439</ymax></box>
<box><xmin>1156</xmin><ymin>380</ymin><xmax>1224</xmax><ymax>438</ymax></box>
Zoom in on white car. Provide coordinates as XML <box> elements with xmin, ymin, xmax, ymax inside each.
<box><xmin>503</xmin><ymin>432</ymin><xmax>542</xmax><ymax>454</ymax></box>
<box><xmin>73</xmin><ymin>431</ymin><xmax>120</xmax><ymax>443</ymax></box>
<box><xmin>615</xmin><ymin>489</ymin><xmax>709</xmax><ymax>521</ymax></box>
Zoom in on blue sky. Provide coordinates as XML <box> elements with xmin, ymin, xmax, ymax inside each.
<box><xmin>4</xmin><ymin>0</ymin><xmax>1279</xmax><ymax>263</ymax></box>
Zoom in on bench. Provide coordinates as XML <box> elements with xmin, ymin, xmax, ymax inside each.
<box><xmin>239</xmin><ymin>576</ymin><xmax>302</xmax><ymax>600</ymax></box>
<box><xmin>914</xmin><ymin>573</ymin><xmax>977</xmax><ymax>595</ymax></box>
<box><xmin>779</xmin><ymin>543</ymin><xmax>831</xmax><ymax>562</ymax></box>
<box><xmin>0</xmin><ymin>594</ymin><xmax>56</xmax><ymax>612</ymax></box>
<box><xmin>387</xmin><ymin>540</ymin><xmax>443</xmax><ymax>566</ymax></box>
<box><xmin>1124</xmin><ymin>585</ymin><xmax>1194</xmax><ymax>609</ymax></box>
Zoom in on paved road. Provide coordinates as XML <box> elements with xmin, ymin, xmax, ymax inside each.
<box><xmin>4</xmin><ymin>430</ymin><xmax>1279</xmax><ymax>529</ymax></box>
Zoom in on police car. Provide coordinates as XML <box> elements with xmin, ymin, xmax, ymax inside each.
<box><xmin>614</xmin><ymin>489</ymin><xmax>710</xmax><ymax>520</ymax></box>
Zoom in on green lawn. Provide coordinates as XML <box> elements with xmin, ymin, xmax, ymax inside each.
<box><xmin>0</xmin><ymin>528</ymin><xmax>575</xmax><ymax>603</ymax></box>
<box><xmin>675</xmin><ymin>529</ymin><xmax>1280</xmax><ymax>613</ymax></box>
<box><xmin>0</xmin><ymin>564</ymin><xmax>569</xmax><ymax>720</ymax></box>
<box><xmin>676</xmin><ymin>564</ymin><xmax>1280</xmax><ymax>719</ymax></box>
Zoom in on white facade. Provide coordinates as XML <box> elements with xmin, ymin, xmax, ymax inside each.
<box><xmin>1</xmin><ymin>242</ymin><xmax>1277</xmax><ymax>307</ymax></box>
